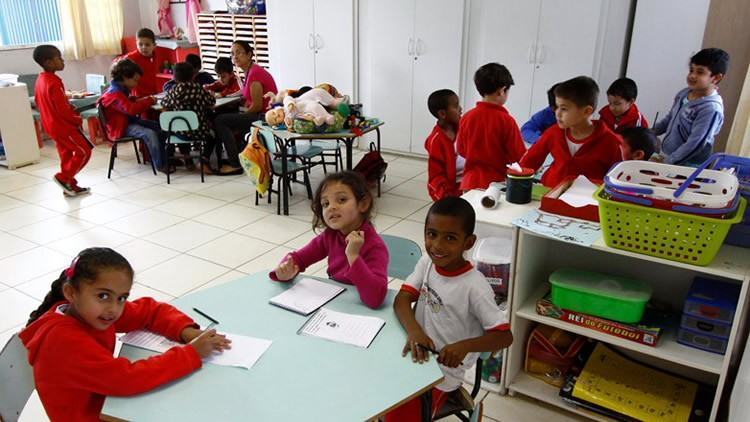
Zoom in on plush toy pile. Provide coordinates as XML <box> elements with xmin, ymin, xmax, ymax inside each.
<box><xmin>264</xmin><ymin>83</ymin><xmax>353</xmax><ymax>134</ymax></box>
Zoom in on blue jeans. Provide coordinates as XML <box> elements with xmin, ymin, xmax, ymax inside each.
<box><xmin>126</xmin><ymin>123</ymin><xmax>165</xmax><ymax>169</ymax></box>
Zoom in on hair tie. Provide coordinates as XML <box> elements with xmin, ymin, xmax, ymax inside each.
<box><xmin>66</xmin><ymin>256</ymin><xmax>80</xmax><ymax>280</ymax></box>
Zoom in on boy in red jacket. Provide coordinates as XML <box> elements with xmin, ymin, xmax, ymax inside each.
<box><xmin>33</xmin><ymin>45</ymin><xmax>94</xmax><ymax>196</ymax></box>
<box><xmin>456</xmin><ymin>63</ymin><xmax>526</xmax><ymax>191</ymax></box>
<box><xmin>424</xmin><ymin>89</ymin><xmax>463</xmax><ymax>201</ymax></box>
<box><xmin>598</xmin><ymin>77</ymin><xmax>648</xmax><ymax>134</ymax></box>
<box><xmin>123</xmin><ymin>28</ymin><xmax>162</xmax><ymax>97</ymax></box>
<box><xmin>520</xmin><ymin>76</ymin><xmax>622</xmax><ymax>187</ymax></box>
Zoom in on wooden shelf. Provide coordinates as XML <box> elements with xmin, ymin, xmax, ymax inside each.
<box><xmin>196</xmin><ymin>13</ymin><xmax>271</xmax><ymax>78</ymax></box>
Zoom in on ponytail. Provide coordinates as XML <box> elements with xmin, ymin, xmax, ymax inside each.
<box><xmin>25</xmin><ymin>247</ymin><xmax>134</xmax><ymax>326</ymax></box>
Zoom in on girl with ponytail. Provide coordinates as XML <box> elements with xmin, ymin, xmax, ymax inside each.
<box><xmin>20</xmin><ymin>247</ymin><xmax>231</xmax><ymax>422</ymax></box>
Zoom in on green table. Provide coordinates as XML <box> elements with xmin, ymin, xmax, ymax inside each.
<box><xmin>29</xmin><ymin>94</ymin><xmax>100</xmax><ymax>111</ymax></box>
<box><xmin>101</xmin><ymin>272</ymin><xmax>442</xmax><ymax>421</ymax></box>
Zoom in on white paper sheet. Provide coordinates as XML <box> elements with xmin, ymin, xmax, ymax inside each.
<box><xmin>298</xmin><ymin>307</ymin><xmax>385</xmax><ymax>348</ymax></box>
<box><xmin>558</xmin><ymin>175</ymin><xmax>599</xmax><ymax>208</ymax></box>
<box><xmin>120</xmin><ymin>330</ymin><xmax>272</xmax><ymax>370</ymax></box>
<box><xmin>269</xmin><ymin>278</ymin><xmax>345</xmax><ymax>316</ymax></box>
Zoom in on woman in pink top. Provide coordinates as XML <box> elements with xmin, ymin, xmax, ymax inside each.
<box><xmin>271</xmin><ymin>171</ymin><xmax>389</xmax><ymax>309</ymax></box>
<box><xmin>213</xmin><ymin>40</ymin><xmax>278</xmax><ymax>175</ymax></box>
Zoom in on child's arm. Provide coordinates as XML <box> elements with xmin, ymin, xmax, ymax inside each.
<box><xmin>343</xmin><ymin>232</ymin><xmax>388</xmax><ymax>309</ymax></box>
<box><xmin>506</xmin><ymin>121</ymin><xmax>528</xmax><ymax>163</ymax></box>
<box><xmin>269</xmin><ymin>232</ymin><xmax>328</xmax><ymax>281</ymax></box>
<box><xmin>426</xmin><ymin>140</ymin><xmax>455</xmax><ymax>201</ymax></box>
<box><xmin>519</xmin><ymin>132</ymin><xmax>549</xmax><ymax>171</ymax></box>
<box><xmin>109</xmin><ymin>94</ymin><xmax>156</xmax><ymax>117</ymax></box>
<box><xmin>521</xmin><ymin>108</ymin><xmax>552</xmax><ymax>144</ymax></box>
<box><xmin>439</xmin><ymin>330</ymin><xmax>513</xmax><ymax>368</ymax></box>
<box><xmin>49</xmin><ymin>81</ymin><xmax>83</xmax><ymax>128</ymax></box>
<box><xmin>394</xmin><ymin>290</ymin><xmax>435</xmax><ymax>363</ymax></box>
<box><xmin>665</xmin><ymin>108</ymin><xmax>723</xmax><ymax>165</ymax></box>
<box><xmin>114</xmin><ymin>297</ymin><xmax>198</xmax><ymax>342</ymax></box>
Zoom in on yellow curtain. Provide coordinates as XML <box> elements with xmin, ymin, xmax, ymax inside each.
<box><xmin>727</xmin><ymin>64</ymin><xmax>750</xmax><ymax>157</ymax></box>
<box><xmin>59</xmin><ymin>0</ymin><xmax>123</xmax><ymax>60</ymax></box>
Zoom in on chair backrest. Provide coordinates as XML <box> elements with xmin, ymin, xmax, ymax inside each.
<box><xmin>96</xmin><ymin>104</ymin><xmax>113</xmax><ymax>143</ymax></box>
<box><xmin>0</xmin><ymin>333</ymin><xmax>35</xmax><ymax>422</ymax></box>
<box><xmin>159</xmin><ymin>110</ymin><xmax>198</xmax><ymax>133</ymax></box>
<box><xmin>259</xmin><ymin>128</ymin><xmax>278</xmax><ymax>154</ymax></box>
<box><xmin>381</xmin><ymin>234</ymin><xmax>422</xmax><ymax>280</ymax></box>
<box><xmin>85</xmin><ymin>74</ymin><xmax>106</xmax><ymax>94</ymax></box>
<box><xmin>17</xmin><ymin>74</ymin><xmax>38</xmax><ymax>96</ymax></box>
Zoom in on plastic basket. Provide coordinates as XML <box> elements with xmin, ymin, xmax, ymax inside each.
<box><xmin>605</xmin><ymin>161</ymin><xmax>739</xmax><ymax>209</ymax></box>
<box><xmin>595</xmin><ymin>186</ymin><xmax>747</xmax><ymax>266</ymax></box>
<box><xmin>704</xmin><ymin>153</ymin><xmax>750</xmax><ymax>195</ymax></box>
<box><xmin>603</xmin><ymin>185</ymin><xmax>741</xmax><ymax>218</ymax></box>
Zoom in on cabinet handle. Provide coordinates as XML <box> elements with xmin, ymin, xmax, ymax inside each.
<box><xmin>315</xmin><ymin>34</ymin><xmax>323</xmax><ymax>50</ymax></box>
<box><xmin>308</xmin><ymin>33</ymin><xmax>315</xmax><ymax>50</ymax></box>
<box><xmin>527</xmin><ymin>43</ymin><xmax>536</xmax><ymax>64</ymax></box>
<box><xmin>408</xmin><ymin>38</ymin><xmax>414</xmax><ymax>56</ymax></box>
<box><xmin>416</xmin><ymin>38</ymin><xmax>424</xmax><ymax>56</ymax></box>
<box><xmin>536</xmin><ymin>44</ymin><xmax>545</xmax><ymax>64</ymax></box>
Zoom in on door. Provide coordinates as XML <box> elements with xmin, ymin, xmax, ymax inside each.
<box><xmin>530</xmin><ymin>0</ymin><xmax>602</xmax><ymax>115</ymax></box>
<box><xmin>363</xmin><ymin>0</ymin><xmax>416</xmax><ymax>153</ymax></box>
<box><xmin>313</xmin><ymin>0</ymin><xmax>355</xmax><ymax>96</ymax></box>
<box><xmin>266</xmin><ymin>0</ymin><xmax>315</xmax><ymax>89</ymax></box>
<box><xmin>410</xmin><ymin>0</ymin><xmax>465</xmax><ymax>154</ymax></box>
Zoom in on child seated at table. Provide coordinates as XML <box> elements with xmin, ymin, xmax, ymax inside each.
<box><xmin>164</xmin><ymin>54</ymin><xmax>216</xmax><ymax>92</ymax></box>
<box><xmin>598</xmin><ymin>77</ymin><xmax>648</xmax><ymax>134</ymax></box>
<box><xmin>270</xmin><ymin>171</ymin><xmax>389</xmax><ymax>309</ymax></box>
<box><xmin>204</xmin><ymin>57</ymin><xmax>241</xmax><ymax>98</ymax></box>
<box><xmin>425</xmin><ymin>89</ymin><xmax>463</xmax><ymax>201</ymax></box>
<box><xmin>620</xmin><ymin>126</ymin><xmax>657</xmax><ymax>161</ymax></box>
<box><xmin>123</xmin><ymin>28</ymin><xmax>161</xmax><ymax>97</ymax></box>
<box><xmin>161</xmin><ymin>62</ymin><xmax>217</xmax><ymax>172</ymax></box>
<box><xmin>20</xmin><ymin>247</ymin><xmax>230</xmax><ymax>422</ymax></box>
<box><xmin>389</xmin><ymin>197</ymin><xmax>513</xmax><ymax>421</ymax></box>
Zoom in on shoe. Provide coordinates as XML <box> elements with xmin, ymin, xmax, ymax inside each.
<box><xmin>201</xmin><ymin>163</ymin><xmax>215</xmax><ymax>175</ymax></box>
<box><xmin>218</xmin><ymin>164</ymin><xmax>243</xmax><ymax>176</ymax></box>
<box><xmin>159</xmin><ymin>164</ymin><xmax>177</xmax><ymax>175</ymax></box>
<box><xmin>70</xmin><ymin>185</ymin><xmax>91</xmax><ymax>196</ymax></box>
<box><xmin>53</xmin><ymin>175</ymin><xmax>76</xmax><ymax>196</ymax></box>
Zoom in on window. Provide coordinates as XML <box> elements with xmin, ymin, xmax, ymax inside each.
<box><xmin>0</xmin><ymin>0</ymin><xmax>62</xmax><ymax>47</ymax></box>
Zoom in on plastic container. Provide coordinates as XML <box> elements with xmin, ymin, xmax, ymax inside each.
<box><xmin>677</xmin><ymin>327</ymin><xmax>728</xmax><ymax>354</ymax></box>
<box><xmin>683</xmin><ymin>277</ymin><xmax>740</xmax><ymax>325</ymax></box>
<box><xmin>595</xmin><ymin>186</ymin><xmax>747</xmax><ymax>266</ymax></box>
<box><xmin>506</xmin><ymin>167</ymin><xmax>534</xmax><ymax>204</ymax></box>
<box><xmin>472</xmin><ymin>237</ymin><xmax>513</xmax><ymax>296</ymax></box>
<box><xmin>549</xmin><ymin>268</ymin><xmax>652</xmax><ymax>323</ymax></box>
<box><xmin>481</xmin><ymin>354</ymin><xmax>503</xmax><ymax>383</ymax></box>
<box><xmin>681</xmin><ymin>314</ymin><xmax>732</xmax><ymax>338</ymax></box>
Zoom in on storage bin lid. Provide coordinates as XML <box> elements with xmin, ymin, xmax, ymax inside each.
<box><xmin>686</xmin><ymin>277</ymin><xmax>741</xmax><ymax>309</ymax></box>
<box><xmin>549</xmin><ymin>268</ymin><xmax>652</xmax><ymax>302</ymax></box>
<box><xmin>472</xmin><ymin>237</ymin><xmax>512</xmax><ymax>265</ymax></box>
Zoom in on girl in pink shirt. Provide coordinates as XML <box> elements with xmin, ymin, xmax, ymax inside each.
<box><xmin>271</xmin><ymin>171</ymin><xmax>389</xmax><ymax>309</ymax></box>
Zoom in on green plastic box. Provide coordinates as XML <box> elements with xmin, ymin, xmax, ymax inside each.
<box><xmin>549</xmin><ymin>268</ymin><xmax>652</xmax><ymax>323</ymax></box>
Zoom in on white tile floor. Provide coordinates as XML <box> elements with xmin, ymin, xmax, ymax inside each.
<box><xmin>1</xmin><ymin>140</ymin><xmax>583</xmax><ymax>421</ymax></box>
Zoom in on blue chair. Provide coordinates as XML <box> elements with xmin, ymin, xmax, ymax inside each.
<box><xmin>159</xmin><ymin>111</ymin><xmax>207</xmax><ymax>184</ymax></box>
<box><xmin>381</xmin><ymin>234</ymin><xmax>422</xmax><ymax>279</ymax></box>
<box><xmin>98</xmin><ymin>105</ymin><xmax>156</xmax><ymax>179</ymax></box>
<box><xmin>434</xmin><ymin>351</ymin><xmax>492</xmax><ymax>421</ymax></box>
<box><xmin>311</xmin><ymin>140</ymin><xmax>344</xmax><ymax>173</ymax></box>
<box><xmin>257</xmin><ymin>129</ymin><xmax>314</xmax><ymax>215</ymax></box>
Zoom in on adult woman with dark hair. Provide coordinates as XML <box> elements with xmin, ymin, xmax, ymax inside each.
<box><xmin>213</xmin><ymin>40</ymin><xmax>278</xmax><ymax>175</ymax></box>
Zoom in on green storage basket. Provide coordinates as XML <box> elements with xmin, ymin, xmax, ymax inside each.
<box><xmin>595</xmin><ymin>186</ymin><xmax>747</xmax><ymax>266</ymax></box>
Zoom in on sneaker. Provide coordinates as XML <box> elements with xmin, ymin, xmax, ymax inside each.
<box><xmin>70</xmin><ymin>185</ymin><xmax>91</xmax><ymax>196</ymax></box>
<box><xmin>53</xmin><ymin>175</ymin><xmax>76</xmax><ymax>196</ymax></box>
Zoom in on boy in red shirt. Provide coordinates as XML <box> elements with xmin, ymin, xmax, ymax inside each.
<box><xmin>520</xmin><ymin>76</ymin><xmax>622</xmax><ymax>187</ymax></box>
<box><xmin>456</xmin><ymin>63</ymin><xmax>526</xmax><ymax>191</ymax></box>
<box><xmin>204</xmin><ymin>57</ymin><xmax>241</xmax><ymax>97</ymax></box>
<box><xmin>123</xmin><ymin>28</ymin><xmax>161</xmax><ymax>97</ymax></box>
<box><xmin>33</xmin><ymin>45</ymin><xmax>94</xmax><ymax>196</ymax></box>
<box><xmin>425</xmin><ymin>89</ymin><xmax>463</xmax><ymax>201</ymax></box>
<box><xmin>598</xmin><ymin>77</ymin><xmax>648</xmax><ymax>134</ymax></box>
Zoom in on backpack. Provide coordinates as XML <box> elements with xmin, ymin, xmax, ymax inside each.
<box><xmin>353</xmin><ymin>142</ymin><xmax>387</xmax><ymax>188</ymax></box>
<box><xmin>238</xmin><ymin>128</ymin><xmax>272</xmax><ymax>195</ymax></box>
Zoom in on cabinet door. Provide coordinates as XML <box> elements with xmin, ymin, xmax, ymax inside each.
<box><xmin>313</xmin><ymin>0</ymin><xmax>354</xmax><ymax>96</ymax></box>
<box><xmin>410</xmin><ymin>0</ymin><xmax>465</xmax><ymax>155</ymax></box>
<box><xmin>362</xmin><ymin>0</ymin><xmax>416</xmax><ymax>153</ymax></box>
<box><xmin>530</xmin><ymin>0</ymin><xmax>602</xmax><ymax>114</ymax></box>
<box><xmin>266</xmin><ymin>0</ymin><xmax>315</xmax><ymax>89</ymax></box>
<box><xmin>462</xmin><ymin>0</ymin><xmax>541</xmax><ymax>123</ymax></box>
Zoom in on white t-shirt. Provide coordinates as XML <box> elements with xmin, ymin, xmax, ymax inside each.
<box><xmin>402</xmin><ymin>256</ymin><xmax>509</xmax><ymax>391</ymax></box>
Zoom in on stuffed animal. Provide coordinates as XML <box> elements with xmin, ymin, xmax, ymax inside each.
<box><xmin>283</xmin><ymin>95</ymin><xmax>335</xmax><ymax>127</ymax></box>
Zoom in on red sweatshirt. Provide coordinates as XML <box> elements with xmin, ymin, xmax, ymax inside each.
<box><xmin>204</xmin><ymin>74</ymin><xmax>241</xmax><ymax>97</ymax></box>
<box><xmin>425</xmin><ymin>124</ymin><xmax>461</xmax><ymax>201</ymax></box>
<box><xmin>20</xmin><ymin>298</ymin><xmax>202</xmax><ymax>422</ymax></box>
<box><xmin>124</xmin><ymin>50</ymin><xmax>163</xmax><ymax>97</ymax></box>
<box><xmin>598</xmin><ymin>103</ymin><xmax>648</xmax><ymax>134</ymax></box>
<box><xmin>34</xmin><ymin>71</ymin><xmax>83</xmax><ymax>138</ymax></box>
<box><xmin>520</xmin><ymin>120</ymin><xmax>622</xmax><ymax>187</ymax></box>
<box><xmin>98</xmin><ymin>82</ymin><xmax>156</xmax><ymax>140</ymax></box>
<box><xmin>456</xmin><ymin>102</ymin><xmax>526</xmax><ymax>190</ymax></box>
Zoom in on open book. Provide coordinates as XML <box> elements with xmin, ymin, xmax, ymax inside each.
<box><xmin>298</xmin><ymin>307</ymin><xmax>386</xmax><ymax>348</ymax></box>
<box><xmin>269</xmin><ymin>278</ymin><xmax>345</xmax><ymax>316</ymax></box>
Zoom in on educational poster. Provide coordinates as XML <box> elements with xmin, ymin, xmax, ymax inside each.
<box><xmin>512</xmin><ymin>209</ymin><xmax>602</xmax><ymax>246</ymax></box>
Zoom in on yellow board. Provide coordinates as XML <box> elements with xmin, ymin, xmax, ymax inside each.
<box><xmin>572</xmin><ymin>343</ymin><xmax>697</xmax><ymax>421</ymax></box>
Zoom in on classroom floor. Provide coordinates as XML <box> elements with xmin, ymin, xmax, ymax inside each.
<box><xmin>0</xmin><ymin>140</ymin><xmax>585</xmax><ymax>422</ymax></box>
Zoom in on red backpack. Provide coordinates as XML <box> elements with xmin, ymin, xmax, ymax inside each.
<box><xmin>353</xmin><ymin>142</ymin><xmax>387</xmax><ymax>188</ymax></box>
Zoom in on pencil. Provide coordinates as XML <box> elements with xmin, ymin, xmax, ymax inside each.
<box><xmin>193</xmin><ymin>307</ymin><xmax>219</xmax><ymax>325</ymax></box>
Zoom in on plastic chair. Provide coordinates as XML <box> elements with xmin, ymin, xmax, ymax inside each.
<box><xmin>381</xmin><ymin>234</ymin><xmax>422</xmax><ymax>279</ymax></box>
<box><xmin>257</xmin><ymin>129</ymin><xmax>314</xmax><ymax>215</ymax></box>
<box><xmin>0</xmin><ymin>333</ymin><xmax>35</xmax><ymax>422</ymax></box>
<box><xmin>98</xmin><ymin>104</ymin><xmax>156</xmax><ymax>179</ymax></box>
<box><xmin>159</xmin><ymin>111</ymin><xmax>206</xmax><ymax>184</ymax></box>
<box><xmin>311</xmin><ymin>140</ymin><xmax>344</xmax><ymax>173</ymax></box>
<box><xmin>434</xmin><ymin>351</ymin><xmax>491</xmax><ymax>421</ymax></box>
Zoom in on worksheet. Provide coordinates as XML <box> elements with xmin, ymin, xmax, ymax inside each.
<box><xmin>298</xmin><ymin>307</ymin><xmax>385</xmax><ymax>348</ymax></box>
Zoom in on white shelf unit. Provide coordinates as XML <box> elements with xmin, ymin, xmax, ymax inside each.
<box><xmin>504</xmin><ymin>228</ymin><xmax>750</xmax><ymax>421</ymax></box>
<box><xmin>196</xmin><ymin>13</ymin><xmax>270</xmax><ymax>79</ymax></box>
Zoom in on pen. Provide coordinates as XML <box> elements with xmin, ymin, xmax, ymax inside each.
<box><xmin>416</xmin><ymin>344</ymin><xmax>464</xmax><ymax>366</ymax></box>
<box><xmin>193</xmin><ymin>307</ymin><xmax>219</xmax><ymax>329</ymax></box>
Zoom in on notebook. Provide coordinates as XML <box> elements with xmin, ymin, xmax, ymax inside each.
<box><xmin>268</xmin><ymin>278</ymin><xmax>346</xmax><ymax>316</ymax></box>
<box><xmin>298</xmin><ymin>307</ymin><xmax>386</xmax><ymax>348</ymax></box>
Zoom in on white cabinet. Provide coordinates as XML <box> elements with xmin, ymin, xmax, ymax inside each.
<box><xmin>0</xmin><ymin>84</ymin><xmax>40</xmax><ymax>169</ymax></box>
<box><xmin>267</xmin><ymin>0</ymin><xmax>354</xmax><ymax>96</ymax></box>
<box><xmin>360</xmin><ymin>0</ymin><xmax>464</xmax><ymax>155</ymax></box>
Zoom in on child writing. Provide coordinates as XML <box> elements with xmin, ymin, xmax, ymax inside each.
<box><xmin>32</xmin><ymin>44</ymin><xmax>94</xmax><ymax>196</ymax></box>
<box><xmin>425</xmin><ymin>89</ymin><xmax>463</xmax><ymax>201</ymax></box>
<box><xmin>20</xmin><ymin>247</ymin><xmax>230</xmax><ymax>421</ymax></box>
<box><xmin>123</xmin><ymin>28</ymin><xmax>161</xmax><ymax>97</ymax></box>
<box><xmin>389</xmin><ymin>197</ymin><xmax>513</xmax><ymax>421</ymax></box>
<box><xmin>456</xmin><ymin>63</ymin><xmax>526</xmax><ymax>191</ymax></box>
<box><xmin>653</xmin><ymin>48</ymin><xmax>729</xmax><ymax>165</ymax></box>
<box><xmin>520</xmin><ymin>76</ymin><xmax>622</xmax><ymax>187</ymax></box>
<box><xmin>204</xmin><ymin>57</ymin><xmax>241</xmax><ymax>97</ymax></box>
<box><xmin>99</xmin><ymin>59</ymin><xmax>173</xmax><ymax>174</ymax></box>
<box><xmin>270</xmin><ymin>171</ymin><xmax>389</xmax><ymax>309</ymax></box>
<box><xmin>521</xmin><ymin>83</ymin><xmax>559</xmax><ymax>145</ymax></box>
<box><xmin>598</xmin><ymin>77</ymin><xmax>648</xmax><ymax>134</ymax></box>
<box><xmin>164</xmin><ymin>54</ymin><xmax>216</xmax><ymax>92</ymax></box>
<box><xmin>620</xmin><ymin>127</ymin><xmax>657</xmax><ymax>161</ymax></box>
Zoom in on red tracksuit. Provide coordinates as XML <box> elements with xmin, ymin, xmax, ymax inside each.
<box><xmin>598</xmin><ymin>103</ymin><xmax>649</xmax><ymax>134</ymax></box>
<box><xmin>124</xmin><ymin>50</ymin><xmax>163</xmax><ymax>97</ymax></box>
<box><xmin>456</xmin><ymin>102</ymin><xmax>526</xmax><ymax>191</ymax></box>
<box><xmin>520</xmin><ymin>120</ymin><xmax>622</xmax><ymax>187</ymax></box>
<box><xmin>204</xmin><ymin>74</ymin><xmax>241</xmax><ymax>97</ymax></box>
<box><xmin>425</xmin><ymin>125</ymin><xmax>461</xmax><ymax>201</ymax></box>
<box><xmin>20</xmin><ymin>298</ymin><xmax>202</xmax><ymax>422</ymax></box>
<box><xmin>35</xmin><ymin>71</ymin><xmax>93</xmax><ymax>185</ymax></box>
<box><xmin>98</xmin><ymin>83</ymin><xmax>157</xmax><ymax>140</ymax></box>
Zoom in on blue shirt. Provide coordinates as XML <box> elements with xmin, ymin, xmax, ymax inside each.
<box><xmin>521</xmin><ymin>107</ymin><xmax>556</xmax><ymax>144</ymax></box>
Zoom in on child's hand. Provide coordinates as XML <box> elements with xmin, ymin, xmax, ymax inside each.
<box><xmin>274</xmin><ymin>256</ymin><xmax>299</xmax><ymax>281</ymax></box>
<box><xmin>402</xmin><ymin>328</ymin><xmax>435</xmax><ymax>364</ymax></box>
<box><xmin>190</xmin><ymin>329</ymin><xmax>232</xmax><ymax>358</ymax></box>
<box><xmin>438</xmin><ymin>341</ymin><xmax>469</xmax><ymax>368</ymax></box>
<box><xmin>345</xmin><ymin>230</ymin><xmax>365</xmax><ymax>264</ymax></box>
